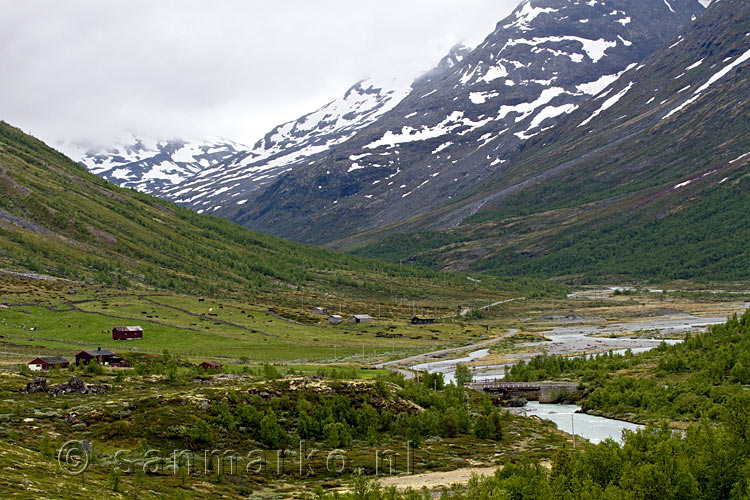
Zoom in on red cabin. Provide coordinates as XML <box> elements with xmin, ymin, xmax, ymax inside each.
<box><xmin>112</xmin><ymin>326</ymin><xmax>143</xmax><ymax>340</ymax></box>
<box><xmin>75</xmin><ymin>348</ymin><xmax>115</xmax><ymax>366</ymax></box>
<box><xmin>74</xmin><ymin>348</ymin><xmax>131</xmax><ymax>368</ymax></box>
<box><xmin>198</xmin><ymin>361</ymin><xmax>223</xmax><ymax>371</ymax></box>
<box><xmin>28</xmin><ymin>356</ymin><xmax>70</xmax><ymax>372</ymax></box>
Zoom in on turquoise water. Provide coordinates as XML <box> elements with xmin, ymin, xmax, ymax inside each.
<box><xmin>520</xmin><ymin>401</ymin><xmax>642</xmax><ymax>444</ymax></box>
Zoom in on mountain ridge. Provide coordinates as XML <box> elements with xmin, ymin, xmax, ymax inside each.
<box><xmin>65</xmin><ymin>136</ymin><xmax>247</xmax><ymax>195</ymax></box>
<box><xmin>0</xmin><ymin>120</ymin><xmax>567</xmax><ymax>303</ymax></box>
<box><xmin>346</xmin><ymin>0</ymin><xmax>750</xmax><ymax>281</ymax></box>
<box><xmin>221</xmin><ymin>0</ymin><xmax>706</xmax><ymax>243</ymax></box>
<box><xmin>159</xmin><ymin>75</ymin><xmax>419</xmax><ymax>214</ymax></box>
<box><xmin>75</xmin><ymin>0</ymin><xmax>706</xmax><ymax>240</ymax></box>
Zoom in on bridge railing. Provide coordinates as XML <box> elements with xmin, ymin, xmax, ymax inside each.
<box><xmin>469</xmin><ymin>380</ymin><xmax>542</xmax><ymax>390</ymax></box>
<box><xmin>469</xmin><ymin>380</ymin><xmax>579</xmax><ymax>391</ymax></box>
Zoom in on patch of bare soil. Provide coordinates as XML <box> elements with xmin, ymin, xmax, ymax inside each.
<box><xmin>378</xmin><ymin>466</ymin><xmax>498</xmax><ymax>490</ymax></box>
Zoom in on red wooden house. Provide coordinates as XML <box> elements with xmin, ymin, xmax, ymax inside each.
<box><xmin>28</xmin><ymin>356</ymin><xmax>70</xmax><ymax>371</ymax></box>
<box><xmin>113</xmin><ymin>326</ymin><xmax>143</xmax><ymax>340</ymax></box>
<box><xmin>75</xmin><ymin>348</ymin><xmax>130</xmax><ymax>367</ymax></box>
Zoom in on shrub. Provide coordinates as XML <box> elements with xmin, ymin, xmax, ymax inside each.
<box><xmin>260</xmin><ymin>411</ymin><xmax>281</xmax><ymax>448</ymax></box>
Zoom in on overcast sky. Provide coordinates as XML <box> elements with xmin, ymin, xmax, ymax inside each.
<box><xmin>0</xmin><ymin>0</ymin><xmax>522</xmax><ymax>148</ymax></box>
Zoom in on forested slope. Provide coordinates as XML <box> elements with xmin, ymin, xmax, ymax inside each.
<box><xmin>0</xmin><ymin>121</ymin><xmax>563</xmax><ymax>299</ymax></box>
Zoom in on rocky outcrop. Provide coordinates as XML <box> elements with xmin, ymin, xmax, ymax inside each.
<box><xmin>24</xmin><ymin>377</ymin><xmax>49</xmax><ymax>394</ymax></box>
<box><xmin>24</xmin><ymin>376</ymin><xmax>109</xmax><ymax>396</ymax></box>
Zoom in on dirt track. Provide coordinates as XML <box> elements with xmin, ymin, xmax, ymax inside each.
<box><xmin>378</xmin><ymin>466</ymin><xmax>498</xmax><ymax>490</ymax></box>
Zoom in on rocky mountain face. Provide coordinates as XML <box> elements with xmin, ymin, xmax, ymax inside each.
<box><xmin>73</xmin><ymin>46</ymin><xmax>469</xmax><ymax>210</ymax></box>
<box><xmin>222</xmin><ymin>0</ymin><xmax>706</xmax><ymax>243</ymax></box>
<box><xmin>65</xmin><ymin>137</ymin><xmax>246</xmax><ymax>194</ymax></box>
<box><xmin>348</xmin><ymin>0</ymin><xmax>750</xmax><ymax>281</ymax></box>
<box><xmin>158</xmin><ymin>75</ymin><xmax>422</xmax><ymax>213</ymax></box>
<box><xmin>75</xmin><ymin>0</ymin><xmax>706</xmax><ymax>245</ymax></box>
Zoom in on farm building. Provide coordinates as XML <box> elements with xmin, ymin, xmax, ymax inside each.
<box><xmin>410</xmin><ymin>316</ymin><xmax>436</xmax><ymax>325</ymax></box>
<box><xmin>349</xmin><ymin>314</ymin><xmax>374</xmax><ymax>324</ymax></box>
<box><xmin>28</xmin><ymin>356</ymin><xmax>70</xmax><ymax>371</ymax></box>
<box><xmin>75</xmin><ymin>348</ymin><xmax>130</xmax><ymax>367</ymax></box>
<box><xmin>311</xmin><ymin>307</ymin><xmax>328</xmax><ymax>315</ymax></box>
<box><xmin>328</xmin><ymin>314</ymin><xmax>344</xmax><ymax>325</ymax></box>
<box><xmin>113</xmin><ymin>326</ymin><xmax>143</xmax><ymax>340</ymax></box>
<box><xmin>108</xmin><ymin>356</ymin><xmax>132</xmax><ymax>368</ymax></box>
<box><xmin>198</xmin><ymin>361</ymin><xmax>223</xmax><ymax>371</ymax></box>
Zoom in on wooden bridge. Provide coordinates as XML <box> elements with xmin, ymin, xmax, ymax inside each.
<box><xmin>468</xmin><ymin>380</ymin><xmax>579</xmax><ymax>403</ymax></box>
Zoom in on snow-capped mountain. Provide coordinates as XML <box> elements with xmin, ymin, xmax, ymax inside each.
<box><xmin>77</xmin><ymin>70</ymin><xmax>421</xmax><ymax>206</ymax></box>
<box><xmin>75</xmin><ymin>0</ymin><xmax>707</xmax><ymax>244</ymax></box>
<box><xmin>221</xmin><ymin>0</ymin><xmax>706</xmax><ymax>244</ymax></box>
<box><xmin>159</xmin><ymin>74</ymin><xmax>419</xmax><ymax>211</ymax></box>
<box><xmin>350</xmin><ymin>0</ymin><xmax>750</xmax><ymax>278</ymax></box>
<box><xmin>65</xmin><ymin>136</ymin><xmax>246</xmax><ymax>194</ymax></box>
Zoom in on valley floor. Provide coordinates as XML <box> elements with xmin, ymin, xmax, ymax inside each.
<box><xmin>1</xmin><ymin>277</ymin><xmax>748</xmax><ymax>498</ymax></box>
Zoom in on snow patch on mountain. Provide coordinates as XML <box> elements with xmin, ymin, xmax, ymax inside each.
<box><xmin>505</xmin><ymin>1</ymin><xmax>559</xmax><ymax>30</ymax></box>
<box><xmin>158</xmin><ymin>76</ymin><xmax>414</xmax><ymax>205</ymax></box>
<box><xmin>65</xmin><ymin>135</ymin><xmax>246</xmax><ymax>194</ymax></box>
<box><xmin>365</xmin><ymin>111</ymin><xmax>493</xmax><ymax>149</ymax></box>
<box><xmin>504</xmin><ymin>36</ymin><xmax>617</xmax><ymax>63</ymax></box>
<box><xmin>579</xmin><ymin>81</ymin><xmax>635</xmax><ymax>126</ymax></box>
<box><xmin>663</xmin><ymin>47</ymin><xmax>750</xmax><ymax>120</ymax></box>
<box><xmin>529</xmin><ymin>103</ymin><xmax>578</xmax><ymax>129</ymax></box>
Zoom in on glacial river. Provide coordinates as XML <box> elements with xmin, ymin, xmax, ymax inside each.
<box><xmin>518</xmin><ymin>402</ymin><xmax>642</xmax><ymax>444</ymax></box>
<box><xmin>407</xmin><ymin>312</ymin><xmax>738</xmax><ymax>443</ymax></box>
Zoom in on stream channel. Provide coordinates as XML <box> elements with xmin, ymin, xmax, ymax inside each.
<box><xmin>408</xmin><ymin>313</ymin><xmax>737</xmax><ymax>443</ymax></box>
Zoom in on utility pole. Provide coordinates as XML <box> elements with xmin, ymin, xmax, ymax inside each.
<box><xmin>571</xmin><ymin>415</ymin><xmax>576</xmax><ymax>450</ymax></box>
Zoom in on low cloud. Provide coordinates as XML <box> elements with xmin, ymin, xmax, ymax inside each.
<box><xmin>0</xmin><ymin>0</ymin><xmax>520</xmax><ymax>147</ymax></box>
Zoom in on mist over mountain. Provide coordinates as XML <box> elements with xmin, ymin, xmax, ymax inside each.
<box><xmin>347</xmin><ymin>0</ymin><xmax>750</xmax><ymax>281</ymax></box>
<box><xmin>65</xmin><ymin>0</ymin><xmax>748</xmax><ymax>284</ymax></box>
<box><xmin>164</xmin><ymin>0</ymin><xmax>705</xmax><ymax>242</ymax></box>
<box><xmin>64</xmin><ymin>136</ymin><xmax>247</xmax><ymax>195</ymax></box>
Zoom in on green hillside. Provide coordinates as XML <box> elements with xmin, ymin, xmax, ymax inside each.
<box><xmin>352</xmin><ymin>173</ymin><xmax>750</xmax><ymax>282</ymax></box>
<box><xmin>0</xmin><ymin>121</ymin><xmax>565</xmax><ymax>301</ymax></box>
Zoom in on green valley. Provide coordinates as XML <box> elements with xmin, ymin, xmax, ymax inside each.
<box><xmin>0</xmin><ymin>0</ymin><xmax>748</xmax><ymax>497</ymax></box>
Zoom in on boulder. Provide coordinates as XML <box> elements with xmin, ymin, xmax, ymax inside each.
<box><xmin>67</xmin><ymin>376</ymin><xmax>88</xmax><ymax>392</ymax></box>
<box><xmin>50</xmin><ymin>376</ymin><xmax>88</xmax><ymax>395</ymax></box>
<box><xmin>504</xmin><ymin>397</ymin><xmax>528</xmax><ymax>408</ymax></box>
<box><xmin>80</xmin><ymin>440</ymin><xmax>93</xmax><ymax>454</ymax></box>
<box><xmin>49</xmin><ymin>376</ymin><xmax>109</xmax><ymax>395</ymax></box>
<box><xmin>24</xmin><ymin>376</ymin><xmax>109</xmax><ymax>396</ymax></box>
<box><xmin>25</xmin><ymin>377</ymin><xmax>49</xmax><ymax>394</ymax></box>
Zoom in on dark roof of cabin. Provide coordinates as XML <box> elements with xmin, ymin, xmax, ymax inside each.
<box><xmin>77</xmin><ymin>349</ymin><xmax>115</xmax><ymax>357</ymax></box>
<box><xmin>32</xmin><ymin>356</ymin><xmax>69</xmax><ymax>364</ymax></box>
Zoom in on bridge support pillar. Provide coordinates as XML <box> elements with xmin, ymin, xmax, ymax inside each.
<box><xmin>538</xmin><ymin>384</ymin><xmax>578</xmax><ymax>403</ymax></box>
